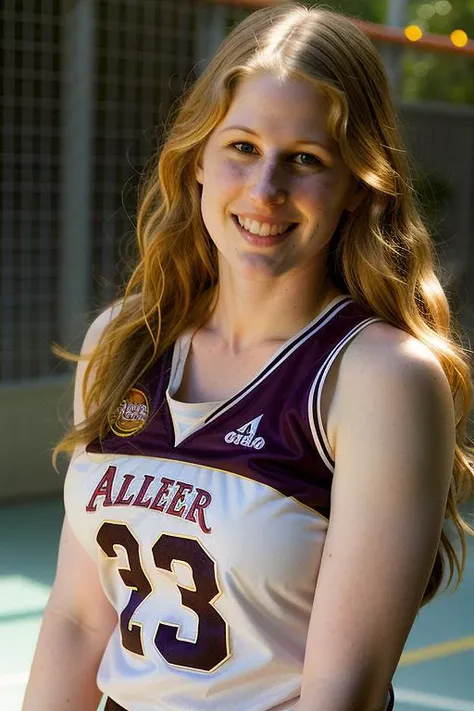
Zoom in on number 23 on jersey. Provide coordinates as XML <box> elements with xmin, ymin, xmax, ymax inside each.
<box><xmin>97</xmin><ymin>522</ymin><xmax>230</xmax><ymax>672</ymax></box>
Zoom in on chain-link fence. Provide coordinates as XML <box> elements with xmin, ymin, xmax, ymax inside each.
<box><xmin>1</xmin><ymin>0</ymin><xmax>256</xmax><ymax>384</ymax></box>
<box><xmin>2</xmin><ymin>0</ymin><xmax>62</xmax><ymax>381</ymax></box>
<box><xmin>2</xmin><ymin>0</ymin><xmax>474</xmax><ymax>386</ymax></box>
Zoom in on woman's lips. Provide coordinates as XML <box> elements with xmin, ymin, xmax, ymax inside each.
<box><xmin>232</xmin><ymin>214</ymin><xmax>297</xmax><ymax>248</ymax></box>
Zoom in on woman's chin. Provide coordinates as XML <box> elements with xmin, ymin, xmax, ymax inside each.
<box><xmin>219</xmin><ymin>250</ymin><xmax>299</xmax><ymax>281</ymax></box>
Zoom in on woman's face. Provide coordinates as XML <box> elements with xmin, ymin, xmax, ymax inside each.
<box><xmin>196</xmin><ymin>72</ymin><xmax>362</xmax><ymax>281</ymax></box>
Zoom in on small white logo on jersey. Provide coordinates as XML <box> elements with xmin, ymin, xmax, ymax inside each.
<box><xmin>224</xmin><ymin>414</ymin><xmax>265</xmax><ymax>450</ymax></box>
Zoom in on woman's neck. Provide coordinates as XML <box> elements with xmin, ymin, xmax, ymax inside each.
<box><xmin>204</xmin><ymin>267</ymin><xmax>341</xmax><ymax>353</ymax></box>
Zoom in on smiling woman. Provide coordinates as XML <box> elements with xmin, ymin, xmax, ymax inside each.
<box><xmin>22</xmin><ymin>3</ymin><xmax>474</xmax><ymax>711</ymax></box>
<box><xmin>195</xmin><ymin>73</ymin><xmax>361</xmax><ymax>278</ymax></box>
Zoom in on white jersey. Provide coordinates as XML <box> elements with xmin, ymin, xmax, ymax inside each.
<box><xmin>64</xmin><ymin>295</ymin><xmax>388</xmax><ymax>711</ymax></box>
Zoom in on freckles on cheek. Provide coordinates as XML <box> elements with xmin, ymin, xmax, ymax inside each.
<box><xmin>305</xmin><ymin>179</ymin><xmax>345</xmax><ymax>217</ymax></box>
<box><xmin>221</xmin><ymin>158</ymin><xmax>247</xmax><ymax>183</ymax></box>
<box><xmin>204</xmin><ymin>160</ymin><xmax>244</xmax><ymax>197</ymax></box>
<box><xmin>306</xmin><ymin>178</ymin><xmax>333</xmax><ymax>202</ymax></box>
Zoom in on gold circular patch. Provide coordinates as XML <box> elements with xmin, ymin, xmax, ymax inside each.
<box><xmin>111</xmin><ymin>387</ymin><xmax>149</xmax><ymax>437</ymax></box>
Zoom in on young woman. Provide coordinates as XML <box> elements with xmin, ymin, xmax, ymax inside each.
<box><xmin>23</xmin><ymin>3</ymin><xmax>473</xmax><ymax>710</ymax></box>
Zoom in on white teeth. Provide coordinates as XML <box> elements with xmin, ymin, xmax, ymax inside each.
<box><xmin>237</xmin><ymin>215</ymin><xmax>291</xmax><ymax>236</ymax></box>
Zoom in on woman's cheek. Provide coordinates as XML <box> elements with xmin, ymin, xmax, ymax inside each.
<box><xmin>298</xmin><ymin>180</ymin><xmax>328</xmax><ymax>209</ymax></box>
<box><xmin>303</xmin><ymin>175</ymin><xmax>340</xmax><ymax>209</ymax></box>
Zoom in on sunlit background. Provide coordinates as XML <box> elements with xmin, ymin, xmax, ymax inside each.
<box><xmin>1</xmin><ymin>1</ymin><xmax>473</xmax><ymax>709</ymax></box>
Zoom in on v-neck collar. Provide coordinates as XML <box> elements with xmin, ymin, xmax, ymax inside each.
<box><xmin>165</xmin><ymin>294</ymin><xmax>352</xmax><ymax>447</ymax></box>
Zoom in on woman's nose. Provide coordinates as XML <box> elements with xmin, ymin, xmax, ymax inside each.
<box><xmin>247</xmin><ymin>160</ymin><xmax>287</xmax><ymax>206</ymax></box>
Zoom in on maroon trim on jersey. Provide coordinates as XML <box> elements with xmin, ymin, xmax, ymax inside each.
<box><xmin>388</xmin><ymin>684</ymin><xmax>395</xmax><ymax>710</ymax></box>
<box><xmin>104</xmin><ymin>699</ymin><xmax>127</xmax><ymax>711</ymax></box>
<box><xmin>87</xmin><ymin>298</ymin><xmax>378</xmax><ymax>518</ymax></box>
<box><xmin>308</xmin><ymin>316</ymin><xmax>381</xmax><ymax>469</ymax></box>
<box><xmin>205</xmin><ymin>295</ymin><xmax>352</xmax><ymax>422</ymax></box>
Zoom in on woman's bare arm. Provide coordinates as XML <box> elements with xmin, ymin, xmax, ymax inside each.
<box><xmin>297</xmin><ymin>323</ymin><xmax>455</xmax><ymax>711</ymax></box>
<box><xmin>22</xmin><ymin>306</ymin><xmax>119</xmax><ymax>711</ymax></box>
<box><xmin>21</xmin><ymin>518</ymin><xmax>117</xmax><ymax>711</ymax></box>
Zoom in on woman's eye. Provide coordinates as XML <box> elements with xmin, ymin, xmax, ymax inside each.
<box><xmin>231</xmin><ymin>141</ymin><xmax>256</xmax><ymax>155</ymax></box>
<box><xmin>229</xmin><ymin>143</ymin><xmax>322</xmax><ymax>167</ymax></box>
<box><xmin>293</xmin><ymin>153</ymin><xmax>321</xmax><ymax>166</ymax></box>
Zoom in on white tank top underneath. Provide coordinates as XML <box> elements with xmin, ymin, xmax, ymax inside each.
<box><xmin>166</xmin><ymin>330</ymin><xmax>224</xmax><ymax>443</ymax></box>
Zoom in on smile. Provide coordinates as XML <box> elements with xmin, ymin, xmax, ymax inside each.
<box><xmin>232</xmin><ymin>214</ymin><xmax>298</xmax><ymax>248</ymax></box>
<box><xmin>234</xmin><ymin>214</ymin><xmax>296</xmax><ymax>237</ymax></box>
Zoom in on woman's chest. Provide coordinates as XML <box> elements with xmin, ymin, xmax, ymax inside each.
<box><xmin>175</xmin><ymin>337</ymin><xmax>285</xmax><ymax>403</ymax></box>
<box><xmin>175</xmin><ymin>334</ymin><xmax>339</xmax><ymax>456</ymax></box>
<box><xmin>65</xmin><ymin>451</ymin><xmax>329</xmax><ymax>599</ymax></box>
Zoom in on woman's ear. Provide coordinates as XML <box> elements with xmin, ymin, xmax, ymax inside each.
<box><xmin>194</xmin><ymin>148</ymin><xmax>204</xmax><ymax>184</ymax></box>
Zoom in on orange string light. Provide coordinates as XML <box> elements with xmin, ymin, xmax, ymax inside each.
<box><xmin>450</xmin><ymin>30</ymin><xmax>469</xmax><ymax>48</ymax></box>
<box><xmin>404</xmin><ymin>25</ymin><xmax>424</xmax><ymax>42</ymax></box>
<box><xmin>202</xmin><ymin>1</ymin><xmax>474</xmax><ymax>56</ymax></box>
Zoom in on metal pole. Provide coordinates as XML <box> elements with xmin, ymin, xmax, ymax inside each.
<box><xmin>195</xmin><ymin>3</ymin><xmax>227</xmax><ymax>75</ymax></box>
<box><xmin>383</xmin><ymin>0</ymin><xmax>409</xmax><ymax>96</ymax></box>
<box><xmin>387</xmin><ymin>0</ymin><xmax>410</xmax><ymax>27</ymax></box>
<box><xmin>59</xmin><ymin>0</ymin><xmax>95</xmax><ymax>350</ymax></box>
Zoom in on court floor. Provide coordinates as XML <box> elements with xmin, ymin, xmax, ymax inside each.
<box><xmin>1</xmin><ymin>498</ymin><xmax>473</xmax><ymax>711</ymax></box>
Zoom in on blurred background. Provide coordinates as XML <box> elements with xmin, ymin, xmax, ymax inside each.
<box><xmin>1</xmin><ymin>1</ymin><xmax>473</xmax><ymax>709</ymax></box>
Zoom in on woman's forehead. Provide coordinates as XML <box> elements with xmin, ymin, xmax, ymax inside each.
<box><xmin>215</xmin><ymin>73</ymin><xmax>336</xmax><ymax>149</ymax></box>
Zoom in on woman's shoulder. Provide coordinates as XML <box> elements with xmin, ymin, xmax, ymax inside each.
<box><xmin>342</xmin><ymin>320</ymin><xmax>443</xmax><ymax>374</ymax></box>
<box><xmin>325</xmin><ymin>318</ymin><xmax>452</xmax><ymax>457</ymax></box>
<box><xmin>74</xmin><ymin>298</ymin><xmax>138</xmax><ymax>425</ymax></box>
<box><xmin>335</xmin><ymin>319</ymin><xmax>452</xmax><ymax>424</ymax></box>
<box><xmin>81</xmin><ymin>302</ymin><xmax>119</xmax><ymax>352</ymax></box>
<box><xmin>81</xmin><ymin>295</ymin><xmax>140</xmax><ymax>355</ymax></box>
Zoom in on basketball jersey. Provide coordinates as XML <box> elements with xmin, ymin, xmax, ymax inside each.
<box><xmin>64</xmin><ymin>295</ymin><xmax>385</xmax><ymax>711</ymax></box>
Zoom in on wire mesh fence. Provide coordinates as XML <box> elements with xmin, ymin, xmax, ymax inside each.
<box><xmin>1</xmin><ymin>0</ymin><xmax>253</xmax><ymax>383</ymax></box>
<box><xmin>1</xmin><ymin>0</ymin><xmax>474</xmax><ymax>384</ymax></box>
<box><xmin>1</xmin><ymin>0</ymin><xmax>62</xmax><ymax>381</ymax></box>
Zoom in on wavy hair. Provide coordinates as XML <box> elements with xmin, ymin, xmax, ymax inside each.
<box><xmin>55</xmin><ymin>3</ymin><xmax>474</xmax><ymax>603</ymax></box>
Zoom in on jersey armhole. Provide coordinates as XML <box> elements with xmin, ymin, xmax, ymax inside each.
<box><xmin>307</xmin><ymin>317</ymin><xmax>382</xmax><ymax>474</ymax></box>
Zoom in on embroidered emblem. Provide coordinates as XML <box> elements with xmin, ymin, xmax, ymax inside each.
<box><xmin>111</xmin><ymin>387</ymin><xmax>149</xmax><ymax>437</ymax></box>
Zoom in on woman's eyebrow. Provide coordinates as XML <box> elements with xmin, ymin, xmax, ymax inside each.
<box><xmin>218</xmin><ymin>125</ymin><xmax>259</xmax><ymax>136</ymax></box>
<box><xmin>218</xmin><ymin>125</ymin><xmax>334</xmax><ymax>153</ymax></box>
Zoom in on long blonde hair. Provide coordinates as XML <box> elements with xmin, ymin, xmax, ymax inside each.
<box><xmin>56</xmin><ymin>2</ymin><xmax>474</xmax><ymax>603</ymax></box>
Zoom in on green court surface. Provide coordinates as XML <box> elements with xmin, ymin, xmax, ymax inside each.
<box><xmin>1</xmin><ymin>499</ymin><xmax>473</xmax><ymax>711</ymax></box>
